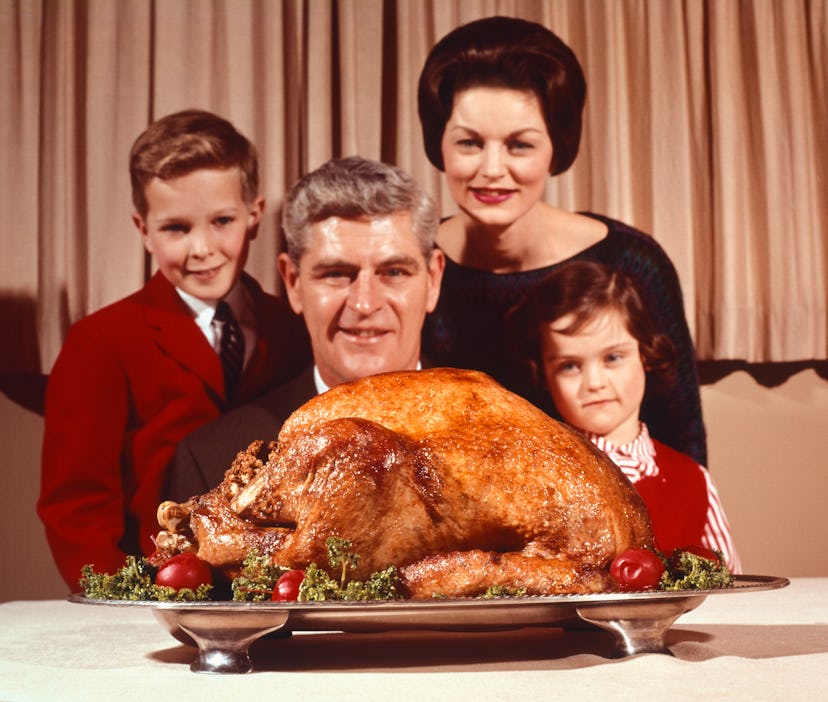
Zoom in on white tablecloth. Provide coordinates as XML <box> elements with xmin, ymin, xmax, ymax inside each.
<box><xmin>1</xmin><ymin>578</ymin><xmax>826</xmax><ymax>701</ymax></box>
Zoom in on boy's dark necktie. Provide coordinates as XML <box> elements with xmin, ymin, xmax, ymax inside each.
<box><xmin>214</xmin><ymin>301</ymin><xmax>245</xmax><ymax>399</ymax></box>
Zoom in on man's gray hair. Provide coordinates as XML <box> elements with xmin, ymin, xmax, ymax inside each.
<box><xmin>281</xmin><ymin>156</ymin><xmax>439</xmax><ymax>262</ymax></box>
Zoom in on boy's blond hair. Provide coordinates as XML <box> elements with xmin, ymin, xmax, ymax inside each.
<box><xmin>129</xmin><ymin>109</ymin><xmax>259</xmax><ymax>217</ymax></box>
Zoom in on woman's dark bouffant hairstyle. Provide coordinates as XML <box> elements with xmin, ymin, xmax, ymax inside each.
<box><xmin>507</xmin><ymin>261</ymin><xmax>677</xmax><ymax>391</ymax></box>
<box><xmin>418</xmin><ymin>15</ymin><xmax>587</xmax><ymax>176</ymax></box>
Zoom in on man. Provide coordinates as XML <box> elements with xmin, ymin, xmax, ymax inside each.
<box><xmin>167</xmin><ymin>156</ymin><xmax>445</xmax><ymax>501</ymax></box>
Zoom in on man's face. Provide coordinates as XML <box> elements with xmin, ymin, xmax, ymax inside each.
<box><xmin>279</xmin><ymin>212</ymin><xmax>444</xmax><ymax>388</ymax></box>
<box><xmin>133</xmin><ymin>168</ymin><xmax>263</xmax><ymax>301</ymax></box>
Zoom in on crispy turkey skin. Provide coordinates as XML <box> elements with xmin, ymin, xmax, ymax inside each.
<box><xmin>157</xmin><ymin>368</ymin><xmax>653</xmax><ymax>597</ymax></box>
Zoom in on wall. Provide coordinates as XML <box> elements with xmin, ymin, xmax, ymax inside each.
<box><xmin>1</xmin><ymin>367</ymin><xmax>827</xmax><ymax>602</ymax></box>
<box><xmin>0</xmin><ymin>378</ymin><xmax>64</xmax><ymax>600</ymax></box>
<box><xmin>700</xmin><ymin>366</ymin><xmax>828</xmax><ymax>577</ymax></box>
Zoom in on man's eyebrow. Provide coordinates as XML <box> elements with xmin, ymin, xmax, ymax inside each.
<box><xmin>377</xmin><ymin>254</ymin><xmax>421</xmax><ymax>268</ymax></box>
<box><xmin>309</xmin><ymin>254</ymin><xmax>422</xmax><ymax>273</ymax></box>
<box><xmin>309</xmin><ymin>257</ymin><xmax>355</xmax><ymax>272</ymax></box>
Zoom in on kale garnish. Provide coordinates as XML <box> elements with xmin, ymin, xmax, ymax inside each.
<box><xmin>80</xmin><ymin>556</ymin><xmax>212</xmax><ymax>601</ymax></box>
<box><xmin>480</xmin><ymin>585</ymin><xmax>528</xmax><ymax>598</ymax></box>
<box><xmin>231</xmin><ymin>549</ymin><xmax>288</xmax><ymax>602</ymax></box>
<box><xmin>297</xmin><ymin>537</ymin><xmax>400</xmax><ymax>601</ymax></box>
<box><xmin>297</xmin><ymin>562</ymin><xmax>341</xmax><ymax>601</ymax></box>
<box><xmin>660</xmin><ymin>549</ymin><xmax>733</xmax><ymax>590</ymax></box>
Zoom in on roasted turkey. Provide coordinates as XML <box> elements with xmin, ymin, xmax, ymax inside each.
<box><xmin>156</xmin><ymin>368</ymin><xmax>653</xmax><ymax>597</ymax></box>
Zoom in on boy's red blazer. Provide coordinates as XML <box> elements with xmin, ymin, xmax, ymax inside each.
<box><xmin>38</xmin><ymin>271</ymin><xmax>310</xmax><ymax>589</ymax></box>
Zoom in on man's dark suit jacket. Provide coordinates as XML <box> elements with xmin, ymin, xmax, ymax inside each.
<box><xmin>166</xmin><ymin>358</ymin><xmax>435</xmax><ymax>503</ymax></box>
<box><xmin>167</xmin><ymin>364</ymin><xmax>317</xmax><ymax>502</ymax></box>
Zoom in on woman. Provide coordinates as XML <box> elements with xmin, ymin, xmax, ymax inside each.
<box><xmin>418</xmin><ymin>16</ymin><xmax>707</xmax><ymax>466</ymax></box>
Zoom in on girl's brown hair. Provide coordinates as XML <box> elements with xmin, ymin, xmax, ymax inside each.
<box><xmin>507</xmin><ymin>261</ymin><xmax>677</xmax><ymax>391</ymax></box>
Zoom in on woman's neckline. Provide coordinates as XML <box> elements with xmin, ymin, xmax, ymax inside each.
<box><xmin>439</xmin><ymin>211</ymin><xmax>613</xmax><ymax>275</ymax></box>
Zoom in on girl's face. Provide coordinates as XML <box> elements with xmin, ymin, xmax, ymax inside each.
<box><xmin>540</xmin><ymin>308</ymin><xmax>646</xmax><ymax>445</ymax></box>
<box><xmin>440</xmin><ymin>86</ymin><xmax>554</xmax><ymax>229</ymax></box>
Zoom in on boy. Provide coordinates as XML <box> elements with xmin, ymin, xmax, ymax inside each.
<box><xmin>38</xmin><ymin>110</ymin><xmax>310</xmax><ymax>589</ymax></box>
<box><xmin>508</xmin><ymin>260</ymin><xmax>740</xmax><ymax>571</ymax></box>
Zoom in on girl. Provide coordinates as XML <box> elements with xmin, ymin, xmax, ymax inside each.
<box><xmin>508</xmin><ymin>260</ymin><xmax>739</xmax><ymax>571</ymax></box>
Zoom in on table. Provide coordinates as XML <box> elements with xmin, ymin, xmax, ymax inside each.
<box><xmin>1</xmin><ymin>578</ymin><xmax>826</xmax><ymax>701</ymax></box>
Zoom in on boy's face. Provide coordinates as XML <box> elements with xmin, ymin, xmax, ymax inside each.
<box><xmin>133</xmin><ymin>168</ymin><xmax>264</xmax><ymax>301</ymax></box>
<box><xmin>540</xmin><ymin>309</ymin><xmax>646</xmax><ymax>445</ymax></box>
<box><xmin>278</xmin><ymin>212</ymin><xmax>444</xmax><ymax>389</ymax></box>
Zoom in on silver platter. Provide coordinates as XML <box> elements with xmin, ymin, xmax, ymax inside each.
<box><xmin>69</xmin><ymin>574</ymin><xmax>788</xmax><ymax>674</ymax></box>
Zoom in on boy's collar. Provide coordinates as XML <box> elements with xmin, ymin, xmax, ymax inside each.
<box><xmin>175</xmin><ymin>281</ymin><xmax>244</xmax><ymax>320</ymax></box>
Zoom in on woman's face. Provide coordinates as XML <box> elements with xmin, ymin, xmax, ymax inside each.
<box><xmin>440</xmin><ymin>86</ymin><xmax>554</xmax><ymax>229</ymax></box>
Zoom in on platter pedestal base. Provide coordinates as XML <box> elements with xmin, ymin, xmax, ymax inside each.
<box><xmin>575</xmin><ymin>595</ymin><xmax>706</xmax><ymax>656</ymax></box>
<box><xmin>172</xmin><ymin>610</ymin><xmax>290</xmax><ymax>674</ymax></box>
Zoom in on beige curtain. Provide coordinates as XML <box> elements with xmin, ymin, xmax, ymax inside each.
<box><xmin>2</xmin><ymin>0</ymin><xmax>825</xmax><ymax>374</ymax></box>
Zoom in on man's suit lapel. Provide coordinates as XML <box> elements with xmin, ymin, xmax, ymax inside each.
<box><xmin>140</xmin><ymin>272</ymin><xmax>225</xmax><ymax>398</ymax></box>
<box><xmin>263</xmin><ymin>363</ymin><xmax>317</xmax><ymax>415</ymax></box>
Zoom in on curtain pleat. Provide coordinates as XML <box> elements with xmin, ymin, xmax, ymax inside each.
<box><xmin>1</xmin><ymin>0</ymin><xmax>825</xmax><ymax>373</ymax></box>
<box><xmin>2</xmin><ymin>0</ymin><xmax>43</xmax><ymax>373</ymax></box>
